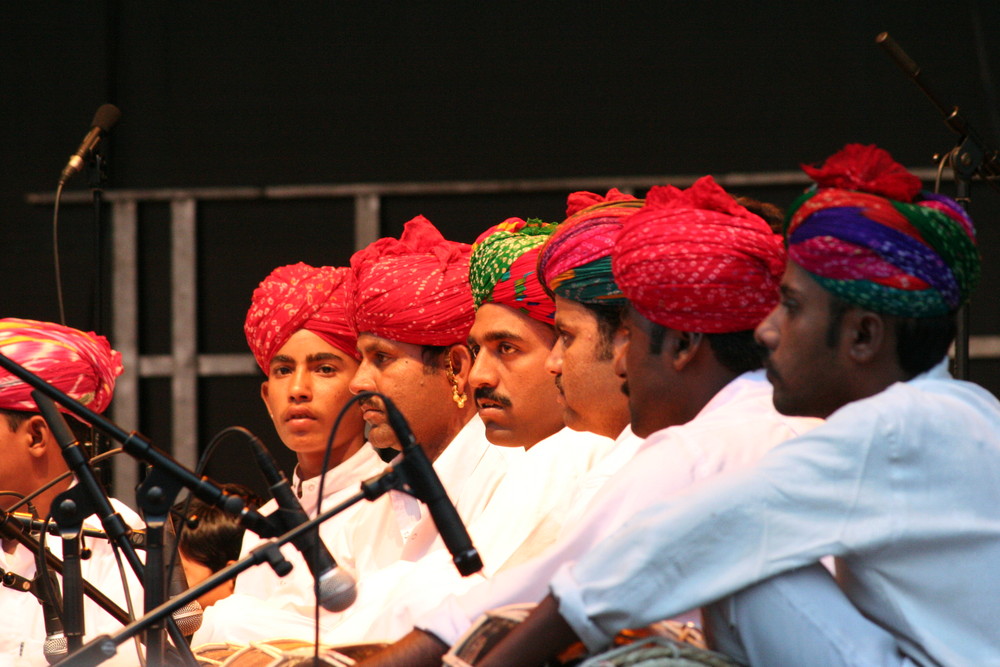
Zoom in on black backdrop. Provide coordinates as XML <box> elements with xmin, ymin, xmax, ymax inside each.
<box><xmin>3</xmin><ymin>2</ymin><xmax>999</xmax><ymax>497</ymax></box>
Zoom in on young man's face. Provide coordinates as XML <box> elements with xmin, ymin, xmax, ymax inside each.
<box><xmin>260</xmin><ymin>329</ymin><xmax>363</xmax><ymax>473</ymax></box>
<box><xmin>351</xmin><ymin>333</ymin><xmax>457</xmax><ymax>457</ymax></box>
<box><xmin>756</xmin><ymin>261</ymin><xmax>853</xmax><ymax>418</ymax></box>
<box><xmin>467</xmin><ymin>303</ymin><xmax>562</xmax><ymax>448</ymax></box>
<box><xmin>547</xmin><ymin>296</ymin><xmax>629</xmax><ymax>439</ymax></box>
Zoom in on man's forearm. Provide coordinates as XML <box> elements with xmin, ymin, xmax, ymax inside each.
<box><xmin>476</xmin><ymin>593</ymin><xmax>581</xmax><ymax>667</ymax></box>
<box><xmin>356</xmin><ymin>629</ymin><xmax>449</xmax><ymax>667</ymax></box>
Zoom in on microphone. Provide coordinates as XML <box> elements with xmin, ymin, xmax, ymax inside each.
<box><xmin>382</xmin><ymin>396</ymin><xmax>483</xmax><ymax>576</ymax></box>
<box><xmin>59</xmin><ymin>103</ymin><xmax>121</xmax><ymax>185</ymax></box>
<box><xmin>164</xmin><ymin>515</ymin><xmax>203</xmax><ymax>636</ymax></box>
<box><xmin>34</xmin><ymin>567</ymin><xmax>67</xmax><ymax>664</ymax></box>
<box><xmin>249</xmin><ymin>435</ymin><xmax>356</xmax><ymax>612</ymax></box>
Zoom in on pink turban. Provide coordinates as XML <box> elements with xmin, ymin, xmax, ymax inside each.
<box><xmin>613</xmin><ymin>176</ymin><xmax>786</xmax><ymax>333</ymax></box>
<box><xmin>0</xmin><ymin>318</ymin><xmax>122</xmax><ymax>414</ymax></box>
<box><xmin>244</xmin><ymin>263</ymin><xmax>359</xmax><ymax>373</ymax></box>
<box><xmin>350</xmin><ymin>216</ymin><xmax>475</xmax><ymax>346</ymax></box>
<box><xmin>537</xmin><ymin>189</ymin><xmax>644</xmax><ymax>304</ymax></box>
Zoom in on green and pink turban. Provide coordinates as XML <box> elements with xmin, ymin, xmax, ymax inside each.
<box><xmin>613</xmin><ymin>176</ymin><xmax>786</xmax><ymax>333</ymax></box>
<box><xmin>788</xmin><ymin>143</ymin><xmax>979</xmax><ymax>317</ymax></box>
<box><xmin>244</xmin><ymin>262</ymin><xmax>359</xmax><ymax>373</ymax></box>
<box><xmin>0</xmin><ymin>318</ymin><xmax>122</xmax><ymax>414</ymax></box>
<box><xmin>350</xmin><ymin>216</ymin><xmax>475</xmax><ymax>346</ymax></box>
<box><xmin>469</xmin><ymin>217</ymin><xmax>558</xmax><ymax>324</ymax></box>
<box><xmin>537</xmin><ymin>188</ymin><xmax>643</xmax><ymax>304</ymax></box>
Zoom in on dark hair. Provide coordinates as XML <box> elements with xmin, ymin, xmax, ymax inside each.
<box><xmin>825</xmin><ymin>294</ymin><xmax>957</xmax><ymax>379</ymax></box>
<box><xmin>178</xmin><ymin>483</ymin><xmax>263</xmax><ymax>572</ymax></box>
<box><xmin>1</xmin><ymin>408</ymin><xmax>93</xmax><ymax>442</ymax></box>
<box><xmin>420</xmin><ymin>344</ymin><xmax>450</xmax><ymax>372</ymax></box>
<box><xmin>734</xmin><ymin>196</ymin><xmax>785</xmax><ymax>234</ymax></box>
<box><xmin>645</xmin><ymin>325</ymin><xmax>763</xmax><ymax>375</ymax></box>
<box><xmin>579</xmin><ymin>302</ymin><xmax>625</xmax><ymax>361</ymax></box>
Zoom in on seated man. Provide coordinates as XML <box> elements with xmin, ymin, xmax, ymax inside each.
<box><xmin>339</xmin><ymin>216</ymin><xmax>521</xmax><ymax>576</ymax></box>
<box><xmin>357</xmin><ymin>179</ymin><xmax>817</xmax><ymax>666</ymax></box>
<box><xmin>475</xmin><ymin>144</ymin><xmax>998</xmax><ymax>666</ymax></box>
<box><xmin>194</xmin><ymin>262</ymin><xmax>385</xmax><ymax>645</ymax></box>
<box><xmin>0</xmin><ymin>318</ymin><xmax>144</xmax><ymax>666</ymax></box>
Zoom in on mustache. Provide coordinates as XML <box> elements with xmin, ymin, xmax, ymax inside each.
<box><xmin>474</xmin><ymin>386</ymin><xmax>513</xmax><ymax>408</ymax></box>
<box><xmin>620</xmin><ymin>380</ymin><xmax>629</xmax><ymax>397</ymax></box>
<box><xmin>358</xmin><ymin>396</ymin><xmax>384</xmax><ymax>410</ymax></box>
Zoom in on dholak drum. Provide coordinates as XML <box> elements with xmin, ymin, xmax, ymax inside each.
<box><xmin>194</xmin><ymin>639</ymin><xmax>388</xmax><ymax>667</ymax></box>
<box><xmin>443</xmin><ymin>605</ymin><xmax>738</xmax><ymax>667</ymax></box>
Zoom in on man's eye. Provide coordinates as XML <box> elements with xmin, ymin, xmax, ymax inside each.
<box><xmin>498</xmin><ymin>343</ymin><xmax>517</xmax><ymax>355</ymax></box>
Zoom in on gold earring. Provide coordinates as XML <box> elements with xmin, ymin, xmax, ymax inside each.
<box><xmin>446</xmin><ymin>358</ymin><xmax>468</xmax><ymax>408</ymax></box>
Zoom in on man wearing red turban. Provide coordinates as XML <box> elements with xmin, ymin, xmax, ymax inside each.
<box><xmin>0</xmin><ymin>319</ymin><xmax>145</xmax><ymax>666</ymax></box>
<box><xmin>194</xmin><ymin>263</ymin><xmax>392</xmax><ymax>647</ymax></box>
<box><xmin>333</xmin><ymin>216</ymin><xmax>518</xmax><ymax>581</ymax></box>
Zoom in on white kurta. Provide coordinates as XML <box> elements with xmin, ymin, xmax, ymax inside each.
<box><xmin>317</xmin><ymin>426</ymin><xmax>615</xmax><ymax>644</ymax></box>
<box><xmin>0</xmin><ymin>498</ymin><xmax>145</xmax><ymax>667</ymax></box>
<box><xmin>194</xmin><ymin>416</ymin><xmax>517</xmax><ymax>647</ymax></box>
<box><xmin>550</xmin><ymin>361</ymin><xmax>1000</xmax><ymax>666</ymax></box>
<box><xmin>418</xmin><ymin>370</ymin><xmax>820</xmax><ymax>647</ymax></box>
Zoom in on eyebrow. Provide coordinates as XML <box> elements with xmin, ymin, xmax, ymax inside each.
<box><xmin>269</xmin><ymin>351</ymin><xmax>344</xmax><ymax>367</ymax></box>
<box><xmin>480</xmin><ymin>330</ymin><xmax>525</xmax><ymax>344</ymax></box>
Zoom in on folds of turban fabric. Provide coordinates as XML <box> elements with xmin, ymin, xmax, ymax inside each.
<box><xmin>613</xmin><ymin>176</ymin><xmax>786</xmax><ymax>333</ymax></box>
<box><xmin>350</xmin><ymin>215</ymin><xmax>475</xmax><ymax>346</ymax></box>
<box><xmin>0</xmin><ymin>318</ymin><xmax>122</xmax><ymax>414</ymax></box>
<box><xmin>469</xmin><ymin>217</ymin><xmax>558</xmax><ymax>324</ymax></box>
<box><xmin>244</xmin><ymin>262</ymin><xmax>359</xmax><ymax>373</ymax></box>
<box><xmin>788</xmin><ymin>143</ymin><xmax>979</xmax><ymax>317</ymax></box>
<box><xmin>537</xmin><ymin>189</ymin><xmax>644</xmax><ymax>305</ymax></box>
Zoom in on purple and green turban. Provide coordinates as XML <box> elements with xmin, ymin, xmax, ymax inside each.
<box><xmin>537</xmin><ymin>189</ymin><xmax>644</xmax><ymax>305</ymax></box>
<box><xmin>787</xmin><ymin>143</ymin><xmax>980</xmax><ymax>317</ymax></box>
<box><xmin>469</xmin><ymin>217</ymin><xmax>558</xmax><ymax>324</ymax></box>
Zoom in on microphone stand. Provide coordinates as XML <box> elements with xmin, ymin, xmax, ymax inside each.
<box><xmin>877</xmin><ymin>32</ymin><xmax>1000</xmax><ymax>380</ymax></box>
<box><xmin>0</xmin><ymin>510</ymin><xmax>130</xmax><ymax>624</ymax></box>
<box><xmin>54</xmin><ymin>471</ymin><xmax>394</xmax><ymax>666</ymax></box>
<box><xmin>56</xmin><ymin>424</ymin><xmax>484</xmax><ymax>666</ymax></box>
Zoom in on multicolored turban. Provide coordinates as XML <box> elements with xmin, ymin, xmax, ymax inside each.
<box><xmin>537</xmin><ymin>189</ymin><xmax>644</xmax><ymax>305</ymax></box>
<box><xmin>469</xmin><ymin>217</ymin><xmax>558</xmax><ymax>324</ymax></box>
<box><xmin>613</xmin><ymin>176</ymin><xmax>786</xmax><ymax>333</ymax></box>
<box><xmin>788</xmin><ymin>143</ymin><xmax>980</xmax><ymax>317</ymax></box>
<box><xmin>0</xmin><ymin>318</ymin><xmax>122</xmax><ymax>414</ymax></box>
<box><xmin>350</xmin><ymin>216</ymin><xmax>475</xmax><ymax>345</ymax></box>
<box><xmin>244</xmin><ymin>262</ymin><xmax>359</xmax><ymax>373</ymax></box>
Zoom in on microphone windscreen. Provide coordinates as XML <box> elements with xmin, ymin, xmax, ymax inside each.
<box><xmin>91</xmin><ymin>104</ymin><xmax>122</xmax><ymax>132</ymax></box>
<box><xmin>171</xmin><ymin>598</ymin><xmax>203</xmax><ymax>636</ymax></box>
<box><xmin>43</xmin><ymin>633</ymin><xmax>67</xmax><ymax>664</ymax></box>
<box><xmin>318</xmin><ymin>567</ymin><xmax>357</xmax><ymax>612</ymax></box>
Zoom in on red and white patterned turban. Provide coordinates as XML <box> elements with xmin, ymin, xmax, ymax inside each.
<box><xmin>612</xmin><ymin>176</ymin><xmax>787</xmax><ymax>333</ymax></box>
<box><xmin>244</xmin><ymin>263</ymin><xmax>359</xmax><ymax>373</ymax></box>
<box><xmin>0</xmin><ymin>318</ymin><xmax>122</xmax><ymax>414</ymax></box>
<box><xmin>350</xmin><ymin>216</ymin><xmax>475</xmax><ymax>346</ymax></box>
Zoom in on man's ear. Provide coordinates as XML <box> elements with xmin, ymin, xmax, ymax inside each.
<box><xmin>25</xmin><ymin>414</ymin><xmax>51</xmax><ymax>458</ymax></box>
<box><xmin>845</xmin><ymin>310</ymin><xmax>886</xmax><ymax>364</ymax></box>
<box><xmin>260</xmin><ymin>381</ymin><xmax>274</xmax><ymax>420</ymax></box>
<box><xmin>671</xmin><ymin>331</ymin><xmax>705</xmax><ymax>371</ymax></box>
<box><xmin>448</xmin><ymin>344</ymin><xmax>474</xmax><ymax>394</ymax></box>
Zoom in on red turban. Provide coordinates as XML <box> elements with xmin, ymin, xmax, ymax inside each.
<box><xmin>244</xmin><ymin>263</ymin><xmax>359</xmax><ymax>373</ymax></box>
<box><xmin>350</xmin><ymin>216</ymin><xmax>475</xmax><ymax>346</ymax></box>
<box><xmin>0</xmin><ymin>318</ymin><xmax>122</xmax><ymax>415</ymax></box>
<box><xmin>612</xmin><ymin>176</ymin><xmax>786</xmax><ymax>333</ymax></box>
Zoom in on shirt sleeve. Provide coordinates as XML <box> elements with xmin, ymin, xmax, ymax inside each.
<box><xmin>550</xmin><ymin>407</ymin><xmax>890</xmax><ymax>652</ymax></box>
